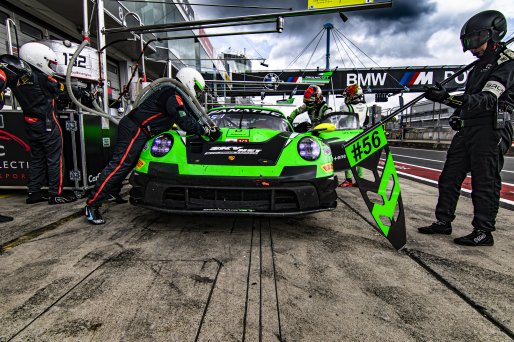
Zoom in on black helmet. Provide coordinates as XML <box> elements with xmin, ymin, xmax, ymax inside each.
<box><xmin>0</xmin><ymin>54</ymin><xmax>32</xmax><ymax>87</ymax></box>
<box><xmin>460</xmin><ymin>10</ymin><xmax>507</xmax><ymax>52</ymax></box>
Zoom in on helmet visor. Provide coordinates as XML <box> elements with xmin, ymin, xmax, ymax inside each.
<box><xmin>461</xmin><ymin>30</ymin><xmax>491</xmax><ymax>51</ymax></box>
<box><xmin>194</xmin><ymin>79</ymin><xmax>206</xmax><ymax>99</ymax></box>
<box><xmin>304</xmin><ymin>98</ymin><xmax>315</xmax><ymax>108</ymax></box>
<box><xmin>47</xmin><ymin>59</ymin><xmax>58</xmax><ymax>73</ymax></box>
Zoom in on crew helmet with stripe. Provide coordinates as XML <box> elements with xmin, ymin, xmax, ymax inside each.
<box><xmin>176</xmin><ymin>67</ymin><xmax>206</xmax><ymax>98</ymax></box>
<box><xmin>343</xmin><ymin>83</ymin><xmax>363</xmax><ymax>104</ymax></box>
<box><xmin>303</xmin><ymin>85</ymin><xmax>323</xmax><ymax>108</ymax></box>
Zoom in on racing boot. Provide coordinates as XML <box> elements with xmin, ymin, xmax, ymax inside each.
<box><xmin>418</xmin><ymin>220</ymin><xmax>452</xmax><ymax>235</ymax></box>
<box><xmin>26</xmin><ymin>191</ymin><xmax>49</xmax><ymax>204</ymax></box>
<box><xmin>338</xmin><ymin>179</ymin><xmax>354</xmax><ymax>187</ymax></box>
<box><xmin>84</xmin><ymin>205</ymin><xmax>105</xmax><ymax>225</ymax></box>
<box><xmin>107</xmin><ymin>193</ymin><xmax>128</xmax><ymax>204</ymax></box>
<box><xmin>48</xmin><ymin>193</ymin><xmax>77</xmax><ymax>205</ymax></box>
<box><xmin>454</xmin><ymin>230</ymin><xmax>494</xmax><ymax>246</ymax></box>
<box><xmin>0</xmin><ymin>214</ymin><xmax>14</xmax><ymax>223</ymax></box>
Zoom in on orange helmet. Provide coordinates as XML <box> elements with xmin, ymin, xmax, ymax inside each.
<box><xmin>343</xmin><ymin>84</ymin><xmax>363</xmax><ymax>104</ymax></box>
<box><xmin>303</xmin><ymin>85</ymin><xmax>323</xmax><ymax>107</ymax></box>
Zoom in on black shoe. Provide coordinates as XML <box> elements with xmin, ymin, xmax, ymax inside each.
<box><xmin>84</xmin><ymin>205</ymin><xmax>105</xmax><ymax>225</ymax></box>
<box><xmin>0</xmin><ymin>214</ymin><xmax>13</xmax><ymax>223</ymax></box>
<box><xmin>26</xmin><ymin>192</ymin><xmax>49</xmax><ymax>204</ymax></box>
<box><xmin>48</xmin><ymin>194</ymin><xmax>77</xmax><ymax>205</ymax></box>
<box><xmin>454</xmin><ymin>230</ymin><xmax>494</xmax><ymax>246</ymax></box>
<box><xmin>107</xmin><ymin>193</ymin><xmax>128</xmax><ymax>204</ymax></box>
<box><xmin>418</xmin><ymin>220</ymin><xmax>452</xmax><ymax>235</ymax></box>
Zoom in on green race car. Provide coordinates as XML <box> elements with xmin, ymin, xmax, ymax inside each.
<box><xmin>129</xmin><ymin>106</ymin><xmax>361</xmax><ymax>216</ymax></box>
<box><xmin>129</xmin><ymin>105</ymin><xmax>406</xmax><ymax>249</ymax></box>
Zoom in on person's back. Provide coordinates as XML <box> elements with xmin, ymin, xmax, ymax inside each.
<box><xmin>85</xmin><ymin>67</ymin><xmax>221</xmax><ymax>225</ymax></box>
<box><xmin>10</xmin><ymin>65</ymin><xmax>62</xmax><ymax>121</ymax></box>
<box><xmin>128</xmin><ymin>85</ymin><xmax>212</xmax><ymax>138</ymax></box>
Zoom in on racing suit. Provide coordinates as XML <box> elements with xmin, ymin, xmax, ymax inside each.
<box><xmin>10</xmin><ymin>66</ymin><xmax>66</xmax><ymax>197</ymax></box>
<box><xmin>288</xmin><ymin>101</ymin><xmax>332</xmax><ymax>125</ymax></box>
<box><xmin>340</xmin><ymin>101</ymin><xmax>369</xmax><ymax>182</ymax></box>
<box><xmin>435</xmin><ymin>43</ymin><xmax>514</xmax><ymax>232</ymax></box>
<box><xmin>86</xmin><ymin>86</ymin><xmax>208</xmax><ymax>208</ymax></box>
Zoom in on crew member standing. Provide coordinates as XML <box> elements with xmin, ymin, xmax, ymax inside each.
<box><xmin>418</xmin><ymin>10</ymin><xmax>513</xmax><ymax>246</ymax></box>
<box><xmin>338</xmin><ymin>84</ymin><xmax>369</xmax><ymax>187</ymax></box>
<box><xmin>0</xmin><ymin>42</ymin><xmax>76</xmax><ymax>205</ymax></box>
<box><xmin>85</xmin><ymin>67</ymin><xmax>221</xmax><ymax>225</ymax></box>
<box><xmin>288</xmin><ymin>85</ymin><xmax>332</xmax><ymax>126</ymax></box>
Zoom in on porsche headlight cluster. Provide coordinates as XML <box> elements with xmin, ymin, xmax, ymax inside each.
<box><xmin>297</xmin><ymin>137</ymin><xmax>321</xmax><ymax>161</ymax></box>
<box><xmin>151</xmin><ymin>134</ymin><xmax>173</xmax><ymax>157</ymax></box>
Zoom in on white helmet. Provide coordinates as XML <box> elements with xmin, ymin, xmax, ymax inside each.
<box><xmin>176</xmin><ymin>67</ymin><xmax>205</xmax><ymax>97</ymax></box>
<box><xmin>19</xmin><ymin>42</ymin><xmax>58</xmax><ymax>76</ymax></box>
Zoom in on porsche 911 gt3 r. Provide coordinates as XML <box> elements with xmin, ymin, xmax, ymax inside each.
<box><xmin>129</xmin><ymin>106</ymin><xmax>339</xmax><ymax>216</ymax></box>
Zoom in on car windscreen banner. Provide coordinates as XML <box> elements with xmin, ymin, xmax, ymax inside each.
<box><xmin>343</xmin><ymin>125</ymin><xmax>406</xmax><ymax>250</ymax></box>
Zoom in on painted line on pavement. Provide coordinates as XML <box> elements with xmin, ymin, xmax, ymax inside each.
<box><xmin>379</xmin><ymin>159</ymin><xmax>514</xmax><ymax>209</ymax></box>
<box><xmin>392</xmin><ymin>146</ymin><xmax>514</xmax><ymax>160</ymax></box>
<box><xmin>392</xmin><ymin>146</ymin><xmax>447</xmax><ymax>153</ymax></box>
<box><xmin>391</xmin><ymin>159</ymin><xmax>514</xmax><ymax>180</ymax></box>
<box><xmin>393</xmin><ymin>154</ymin><xmax>444</xmax><ymax>163</ymax></box>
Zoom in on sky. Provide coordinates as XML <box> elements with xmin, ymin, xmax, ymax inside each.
<box><xmin>192</xmin><ymin>0</ymin><xmax>514</xmax><ymax>110</ymax></box>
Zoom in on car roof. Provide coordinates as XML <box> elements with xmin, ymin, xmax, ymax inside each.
<box><xmin>208</xmin><ymin>106</ymin><xmax>287</xmax><ymax>119</ymax></box>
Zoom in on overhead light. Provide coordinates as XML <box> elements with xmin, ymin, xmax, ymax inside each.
<box><xmin>339</xmin><ymin>12</ymin><xmax>349</xmax><ymax>22</ymax></box>
<box><xmin>260</xmin><ymin>60</ymin><xmax>269</xmax><ymax>67</ymax></box>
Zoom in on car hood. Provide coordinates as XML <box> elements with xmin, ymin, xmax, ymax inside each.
<box><xmin>219</xmin><ymin>128</ymin><xmax>289</xmax><ymax>143</ymax></box>
<box><xmin>186</xmin><ymin>130</ymin><xmax>295</xmax><ymax>166</ymax></box>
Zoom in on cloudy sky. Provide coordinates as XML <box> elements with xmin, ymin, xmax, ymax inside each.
<box><xmin>193</xmin><ymin>0</ymin><xmax>514</xmax><ymax>109</ymax></box>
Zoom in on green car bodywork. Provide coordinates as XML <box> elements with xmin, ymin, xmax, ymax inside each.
<box><xmin>129</xmin><ymin>106</ymin><xmax>360</xmax><ymax>215</ymax></box>
<box><xmin>133</xmin><ymin>124</ymin><xmax>334</xmax><ymax>179</ymax></box>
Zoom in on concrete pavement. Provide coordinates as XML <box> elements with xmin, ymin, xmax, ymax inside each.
<box><xmin>0</xmin><ymin>177</ymin><xmax>513</xmax><ymax>341</ymax></box>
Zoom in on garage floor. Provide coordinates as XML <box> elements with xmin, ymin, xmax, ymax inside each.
<box><xmin>1</xmin><ymin>177</ymin><xmax>513</xmax><ymax>341</ymax></box>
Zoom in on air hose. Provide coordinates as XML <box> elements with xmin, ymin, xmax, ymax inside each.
<box><xmin>134</xmin><ymin>77</ymin><xmax>216</xmax><ymax>129</ymax></box>
<box><xmin>65</xmin><ymin>40</ymin><xmax>119</xmax><ymax>124</ymax></box>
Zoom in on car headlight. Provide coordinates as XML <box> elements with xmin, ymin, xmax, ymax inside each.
<box><xmin>297</xmin><ymin>137</ymin><xmax>321</xmax><ymax>161</ymax></box>
<box><xmin>151</xmin><ymin>133</ymin><xmax>173</xmax><ymax>157</ymax></box>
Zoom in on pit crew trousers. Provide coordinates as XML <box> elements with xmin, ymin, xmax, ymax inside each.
<box><xmin>87</xmin><ymin>116</ymin><xmax>148</xmax><ymax>207</ymax></box>
<box><xmin>25</xmin><ymin>117</ymin><xmax>64</xmax><ymax>196</ymax></box>
<box><xmin>435</xmin><ymin>124</ymin><xmax>511</xmax><ymax>232</ymax></box>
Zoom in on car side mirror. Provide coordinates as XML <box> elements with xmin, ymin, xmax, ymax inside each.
<box><xmin>312</xmin><ymin>123</ymin><xmax>336</xmax><ymax>135</ymax></box>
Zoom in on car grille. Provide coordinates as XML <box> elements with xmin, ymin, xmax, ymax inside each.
<box><xmin>163</xmin><ymin>187</ymin><xmax>299</xmax><ymax>211</ymax></box>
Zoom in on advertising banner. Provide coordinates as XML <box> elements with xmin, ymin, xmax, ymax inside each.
<box><xmin>0</xmin><ymin>112</ymin><xmax>30</xmax><ymax>187</ymax></box>
<box><xmin>232</xmin><ymin>66</ymin><xmax>468</xmax><ymax>94</ymax></box>
<box><xmin>0</xmin><ymin>111</ymin><xmax>116</xmax><ymax>190</ymax></box>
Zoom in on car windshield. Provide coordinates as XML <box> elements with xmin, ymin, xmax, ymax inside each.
<box><xmin>319</xmin><ymin>112</ymin><xmax>359</xmax><ymax>130</ymax></box>
<box><xmin>209</xmin><ymin>109</ymin><xmax>292</xmax><ymax>132</ymax></box>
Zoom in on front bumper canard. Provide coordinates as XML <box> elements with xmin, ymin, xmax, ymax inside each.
<box><xmin>129</xmin><ymin>163</ymin><xmax>337</xmax><ymax>216</ymax></box>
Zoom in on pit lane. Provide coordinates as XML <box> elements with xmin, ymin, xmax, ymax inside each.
<box><xmin>1</xmin><ymin>177</ymin><xmax>513</xmax><ymax>341</ymax></box>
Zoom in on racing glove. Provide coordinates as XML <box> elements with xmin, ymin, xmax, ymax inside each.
<box><xmin>448</xmin><ymin>115</ymin><xmax>462</xmax><ymax>131</ymax></box>
<box><xmin>424</xmin><ymin>82</ymin><xmax>449</xmax><ymax>103</ymax></box>
<box><xmin>202</xmin><ymin>125</ymin><xmax>222</xmax><ymax>141</ymax></box>
<box><xmin>424</xmin><ymin>82</ymin><xmax>463</xmax><ymax>108</ymax></box>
